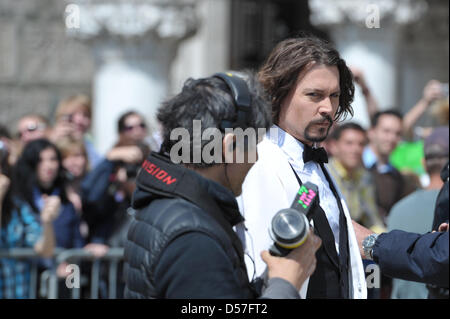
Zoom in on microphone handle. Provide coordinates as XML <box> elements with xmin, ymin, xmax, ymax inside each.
<box><xmin>269</xmin><ymin>243</ymin><xmax>292</xmax><ymax>257</ymax></box>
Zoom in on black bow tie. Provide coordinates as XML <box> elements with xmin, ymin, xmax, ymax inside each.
<box><xmin>303</xmin><ymin>145</ymin><xmax>329</xmax><ymax>164</ymax></box>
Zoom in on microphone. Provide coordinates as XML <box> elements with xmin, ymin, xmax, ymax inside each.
<box><xmin>269</xmin><ymin>182</ymin><xmax>319</xmax><ymax>257</ymax></box>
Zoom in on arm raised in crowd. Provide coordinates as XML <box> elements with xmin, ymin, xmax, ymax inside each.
<box><xmin>33</xmin><ymin>195</ymin><xmax>60</xmax><ymax>257</ymax></box>
<box><xmin>81</xmin><ymin>145</ymin><xmax>142</xmax><ymax>225</ymax></box>
<box><xmin>81</xmin><ymin>145</ymin><xmax>142</xmax><ymax>204</ymax></box>
<box><xmin>403</xmin><ymin>80</ymin><xmax>445</xmax><ymax>139</ymax></box>
<box><xmin>350</xmin><ymin>66</ymin><xmax>379</xmax><ymax>119</ymax></box>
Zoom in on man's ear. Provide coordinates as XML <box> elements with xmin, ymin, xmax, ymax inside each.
<box><xmin>223</xmin><ymin>133</ymin><xmax>236</xmax><ymax>164</ymax></box>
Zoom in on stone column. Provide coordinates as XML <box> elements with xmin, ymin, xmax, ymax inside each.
<box><xmin>65</xmin><ymin>0</ymin><xmax>198</xmax><ymax>154</ymax></box>
<box><xmin>309</xmin><ymin>0</ymin><xmax>428</xmax><ymax>127</ymax></box>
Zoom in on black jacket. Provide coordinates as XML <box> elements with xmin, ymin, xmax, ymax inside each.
<box><xmin>123</xmin><ymin>152</ymin><xmax>299</xmax><ymax>299</ymax></box>
<box><xmin>373</xmin><ymin>163</ymin><xmax>449</xmax><ymax>293</ymax></box>
<box><xmin>432</xmin><ymin>161</ymin><xmax>449</xmax><ymax>231</ymax></box>
<box><xmin>81</xmin><ymin>159</ymin><xmax>132</xmax><ymax>246</ymax></box>
<box><xmin>373</xmin><ymin>230</ymin><xmax>449</xmax><ymax>289</ymax></box>
<box><xmin>428</xmin><ymin>161</ymin><xmax>449</xmax><ymax>298</ymax></box>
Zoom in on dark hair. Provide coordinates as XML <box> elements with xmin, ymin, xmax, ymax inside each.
<box><xmin>258</xmin><ymin>35</ymin><xmax>354</xmax><ymax>124</ymax></box>
<box><xmin>13</xmin><ymin>138</ymin><xmax>69</xmax><ymax>213</ymax></box>
<box><xmin>370</xmin><ymin>109</ymin><xmax>403</xmax><ymax>128</ymax></box>
<box><xmin>157</xmin><ymin>70</ymin><xmax>272</xmax><ymax>168</ymax></box>
<box><xmin>0</xmin><ymin>148</ymin><xmax>16</xmax><ymax>227</ymax></box>
<box><xmin>331</xmin><ymin>122</ymin><xmax>366</xmax><ymax>141</ymax></box>
<box><xmin>117</xmin><ymin>111</ymin><xmax>145</xmax><ymax>133</ymax></box>
<box><xmin>426</xmin><ymin>157</ymin><xmax>448</xmax><ymax>176</ymax></box>
<box><xmin>0</xmin><ymin>124</ymin><xmax>11</xmax><ymax>139</ymax></box>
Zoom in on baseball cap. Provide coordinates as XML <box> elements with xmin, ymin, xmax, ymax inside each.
<box><xmin>424</xmin><ymin>126</ymin><xmax>449</xmax><ymax>159</ymax></box>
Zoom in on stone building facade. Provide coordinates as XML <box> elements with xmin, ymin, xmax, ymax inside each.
<box><xmin>0</xmin><ymin>0</ymin><xmax>448</xmax><ymax>152</ymax></box>
<box><xmin>0</xmin><ymin>0</ymin><xmax>94</xmax><ymax>132</ymax></box>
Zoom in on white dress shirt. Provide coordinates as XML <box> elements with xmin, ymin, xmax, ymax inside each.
<box><xmin>271</xmin><ymin>125</ymin><xmax>342</xmax><ymax>254</ymax></box>
<box><xmin>236</xmin><ymin>124</ymin><xmax>367</xmax><ymax>299</ymax></box>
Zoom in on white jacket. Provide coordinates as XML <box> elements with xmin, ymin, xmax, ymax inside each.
<box><xmin>236</xmin><ymin>136</ymin><xmax>367</xmax><ymax>299</ymax></box>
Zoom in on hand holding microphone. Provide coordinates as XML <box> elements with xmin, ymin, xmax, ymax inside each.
<box><xmin>269</xmin><ymin>182</ymin><xmax>320</xmax><ymax>257</ymax></box>
<box><xmin>259</xmin><ymin>182</ymin><xmax>322</xmax><ymax>292</ymax></box>
<box><xmin>262</xmin><ymin>228</ymin><xmax>321</xmax><ymax>291</ymax></box>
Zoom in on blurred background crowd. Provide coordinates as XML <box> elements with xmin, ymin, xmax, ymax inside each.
<box><xmin>0</xmin><ymin>0</ymin><xmax>448</xmax><ymax>299</ymax></box>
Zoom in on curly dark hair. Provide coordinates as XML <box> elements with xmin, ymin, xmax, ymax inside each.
<box><xmin>258</xmin><ymin>35</ymin><xmax>355</xmax><ymax>124</ymax></box>
<box><xmin>157</xmin><ymin>71</ymin><xmax>272</xmax><ymax>168</ymax></box>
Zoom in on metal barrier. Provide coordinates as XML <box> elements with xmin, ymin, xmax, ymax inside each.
<box><xmin>0</xmin><ymin>248</ymin><xmax>124</xmax><ymax>299</ymax></box>
<box><xmin>0</xmin><ymin>248</ymin><xmax>40</xmax><ymax>299</ymax></box>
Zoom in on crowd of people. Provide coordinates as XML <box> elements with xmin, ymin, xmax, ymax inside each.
<box><xmin>0</xmin><ymin>34</ymin><xmax>448</xmax><ymax>300</ymax></box>
<box><xmin>0</xmin><ymin>96</ymin><xmax>154</xmax><ymax>298</ymax></box>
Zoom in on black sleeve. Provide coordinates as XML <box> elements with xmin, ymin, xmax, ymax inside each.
<box><xmin>81</xmin><ymin>159</ymin><xmax>115</xmax><ymax>204</ymax></box>
<box><xmin>80</xmin><ymin>159</ymin><xmax>116</xmax><ymax>228</ymax></box>
<box><xmin>432</xmin><ymin>162</ymin><xmax>449</xmax><ymax>231</ymax></box>
<box><xmin>154</xmin><ymin>232</ymin><xmax>249</xmax><ymax>299</ymax></box>
<box><xmin>432</xmin><ymin>180</ymin><xmax>449</xmax><ymax>231</ymax></box>
<box><xmin>68</xmin><ymin>203</ymin><xmax>85</xmax><ymax>248</ymax></box>
<box><xmin>373</xmin><ymin>230</ymin><xmax>449</xmax><ymax>288</ymax></box>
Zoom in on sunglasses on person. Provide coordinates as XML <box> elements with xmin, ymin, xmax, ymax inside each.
<box><xmin>124</xmin><ymin>123</ymin><xmax>146</xmax><ymax>131</ymax></box>
<box><xmin>18</xmin><ymin>123</ymin><xmax>47</xmax><ymax>138</ymax></box>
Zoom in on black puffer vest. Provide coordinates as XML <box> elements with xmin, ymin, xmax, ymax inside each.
<box><xmin>123</xmin><ymin>152</ymin><xmax>254</xmax><ymax>299</ymax></box>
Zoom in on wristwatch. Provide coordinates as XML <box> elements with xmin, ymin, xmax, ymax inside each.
<box><xmin>362</xmin><ymin>234</ymin><xmax>379</xmax><ymax>260</ymax></box>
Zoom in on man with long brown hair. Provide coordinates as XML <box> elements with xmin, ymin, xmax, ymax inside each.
<box><xmin>238</xmin><ymin>35</ymin><xmax>367</xmax><ymax>298</ymax></box>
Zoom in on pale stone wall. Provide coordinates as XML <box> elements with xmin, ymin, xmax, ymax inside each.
<box><xmin>309</xmin><ymin>0</ymin><xmax>449</xmax><ymax>128</ymax></box>
<box><xmin>171</xmin><ymin>0</ymin><xmax>231</xmax><ymax>94</ymax></box>
<box><xmin>1</xmin><ymin>0</ymin><xmax>447</xmax><ymax>138</ymax></box>
<box><xmin>0</xmin><ymin>0</ymin><xmax>94</xmax><ymax>134</ymax></box>
<box><xmin>0</xmin><ymin>0</ymin><xmax>227</xmax><ymax>150</ymax></box>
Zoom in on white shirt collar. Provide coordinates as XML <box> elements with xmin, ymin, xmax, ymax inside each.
<box><xmin>266</xmin><ymin>124</ymin><xmax>316</xmax><ymax>172</ymax></box>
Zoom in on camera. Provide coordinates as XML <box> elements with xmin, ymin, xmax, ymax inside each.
<box><xmin>123</xmin><ymin>162</ymin><xmax>140</xmax><ymax>180</ymax></box>
<box><xmin>113</xmin><ymin>161</ymin><xmax>141</xmax><ymax>181</ymax></box>
<box><xmin>61</xmin><ymin>114</ymin><xmax>73</xmax><ymax>123</ymax></box>
<box><xmin>268</xmin><ymin>182</ymin><xmax>319</xmax><ymax>257</ymax></box>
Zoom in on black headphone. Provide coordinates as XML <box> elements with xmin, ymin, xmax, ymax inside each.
<box><xmin>213</xmin><ymin>72</ymin><xmax>252</xmax><ymax>130</ymax></box>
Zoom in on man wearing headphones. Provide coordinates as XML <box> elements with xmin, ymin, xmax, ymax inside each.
<box><xmin>123</xmin><ymin>72</ymin><xmax>321</xmax><ymax>299</ymax></box>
